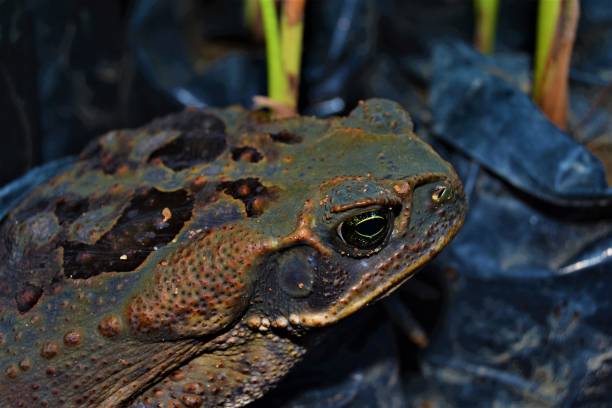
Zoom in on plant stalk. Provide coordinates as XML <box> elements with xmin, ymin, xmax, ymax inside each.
<box><xmin>474</xmin><ymin>0</ymin><xmax>499</xmax><ymax>54</ymax></box>
<box><xmin>259</xmin><ymin>0</ymin><xmax>290</xmax><ymax>107</ymax></box>
<box><xmin>281</xmin><ymin>0</ymin><xmax>305</xmax><ymax>111</ymax></box>
<box><xmin>533</xmin><ymin>0</ymin><xmax>580</xmax><ymax>129</ymax></box>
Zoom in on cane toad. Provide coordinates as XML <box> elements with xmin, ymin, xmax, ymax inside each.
<box><xmin>0</xmin><ymin>99</ymin><xmax>465</xmax><ymax>407</ymax></box>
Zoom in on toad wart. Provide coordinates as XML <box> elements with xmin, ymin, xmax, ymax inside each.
<box><xmin>0</xmin><ymin>99</ymin><xmax>466</xmax><ymax>407</ymax></box>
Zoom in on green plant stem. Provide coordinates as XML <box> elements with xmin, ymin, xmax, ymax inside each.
<box><xmin>474</xmin><ymin>0</ymin><xmax>499</xmax><ymax>54</ymax></box>
<box><xmin>534</xmin><ymin>0</ymin><xmax>562</xmax><ymax>101</ymax></box>
<box><xmin>259</xmin><ymin>0</ymin><xmax>291</xmax><ymax>107</ymax></box>
<box><xmin>281</xmin><ymin>0</ymin><xmax>305</xmax><ymax>110</ymax></box>
<box><xmin>533</xmin><ymin>0</ymin><xmax>580</xmax><ymax>129</ymax></box>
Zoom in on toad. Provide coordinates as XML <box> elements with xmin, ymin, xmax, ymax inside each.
<box><xmin>0</xmin><ymin>99</ymin><xmax>465</xmax><ymax>407</ymax></box>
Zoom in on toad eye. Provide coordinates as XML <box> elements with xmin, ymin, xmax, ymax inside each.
<box><xmin>337</xmin><ymin>208</ymin><xmax>393</xmax><ymax>250</ymax></box>
<box><xmin>431</xmin><ymin>185</ymin><xmax>453</xmax><ymax>203</ymax></box>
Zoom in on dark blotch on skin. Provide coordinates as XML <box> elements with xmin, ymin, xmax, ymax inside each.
<box><xmin>79</xmin><ymin>139</ymin><xmax>132</xmax><ymax>175</ymax></box>
<box><xmin>217</xmin><ymin>178</ymin><xmax>273</xmax><ymax>217</ymax></box>
<box><xmin>231</xmin><ymin>146</ymin><xmax>263</xmax><ymax>163</ymax></box>
<box><xmin>149</xmin><ymin>111</ymin><xmax>227</xmax><ymax>171</ymax></box>
<box><xmin>15</xmin><ymin>283</ymin><xmax>43</xmax><ymax>313</ymax></box>
<box><xmin>270</xmin><ymin>130</ymin><xmax>303</xmax><ymax>144</ymax></box>
<box><xmin>63</xmin><ymin>188</ymin><xmax>194</xmax><ymax>279</ymax></box>
<box><xmin>54</xmin><ymin>198</ymin><xmax>89</xmax><ymax>225</ymax></box>
<box><xmin>80</xmin><ymin>136</ymin><xmax>133</xmax><ymax>175</ymax></box>
<box><xmin>100</xmin><ymin>153</ymin><xmax>123</xmax><ymax>175</ymax></box>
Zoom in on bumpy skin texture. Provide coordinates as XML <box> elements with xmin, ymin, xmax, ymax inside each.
<box><xmin>0</xmin><ymin>99</ymin><xmax>466</xmax><ymax>407</ymax></box>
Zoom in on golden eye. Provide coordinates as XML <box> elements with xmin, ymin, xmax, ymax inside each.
<box><xmin>337</xmin><ymin>208</ymin><xmax>393</xmax><ymax>250</ymax></box>
<box><xmin>431</xmin><ymin>185</ymin><xmax>452</xmax><ymax>203</ymax></box>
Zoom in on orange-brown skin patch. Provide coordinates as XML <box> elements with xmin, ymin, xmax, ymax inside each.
<box><xmin>63</xmin><ymin>331</ymin><xmax>81</xmax><ymax>346</ymax></box>
<box><xmin>98</xmin><ymin>316</ymin><xmax>121</xmax><ymax>338</ymax></box>
<box><xmin>5</xmin><ymin>364</ymin><xmax>19</xmax><ymax>379</ymax></box>
<box><xmin>127</xmin><ymin>225</ymin><xmax>275</xmax><ymax>338</ymax></box>
<box><xmin>40</xmin><ymin>342</ymin><xmax>59</xmax><ymax>359</ymax></box>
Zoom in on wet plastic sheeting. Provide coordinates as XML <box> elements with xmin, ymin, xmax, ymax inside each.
<box><xmin>128</xmin><ymin>0</ymin><xmax>378</xmax><ymax>118</ymax></box>
<box><xmin>129</xmin><ymin>0</ymin><xmax>266</xmax><ymax>108</ymax></box>
<box><xmin>300</xmin><ymin>0</ymin><xmax>377</xmax><ymax>117</ymax></box>
<box><xmin>431</xmin><ymin>42</ymin><xmax>611</xmax><ymax>204</ymax></box>
<box><xmin>413</xmin><ymin>43</ymin><xmax>612</xmax><ymax>407</ymax></box>
<box><xmin>0</xmin><ymin>0</ymin><xmax>180</xmax><ymax>183</ymax></box>
<box><xmin>573</xmin><ymin>0</ymin><xmax>612</xmax><ymax>85</ymax></box>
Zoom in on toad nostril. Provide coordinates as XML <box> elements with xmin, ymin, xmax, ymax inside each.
<box><xmin>277</xmin><ymin>251</ymin><xmax>314</xmax><ymax>298</ymax></box>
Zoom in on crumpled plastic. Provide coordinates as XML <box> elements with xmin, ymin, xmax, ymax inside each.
<box><xmin>406</xmin><ymin>42</ymin><xmax>612</xmax><ymax>407</ymax></box>
<box><xmin>431</xmin><ymin>42</ymin><xmax>611</xmax><ymax>205</ymax></box>
<box><xmin>129</xmin><ymin>0</ymin><xmax>378</xmax><ymax>118</ymax></box>
<box><xmin>129</xmin><ymin>0</ymin><xmax>266</xmax><ymax>109</ymax></box>
<box><xmin>572</xmin><ymin>0</ymin><xmax>612</xmax><ymax>85</ymax></box>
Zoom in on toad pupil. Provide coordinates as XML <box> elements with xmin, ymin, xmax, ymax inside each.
<box><xmin>338</xmin><ymin>209</ymin><xmax>392</xmax><ymax>249</ymax></box>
